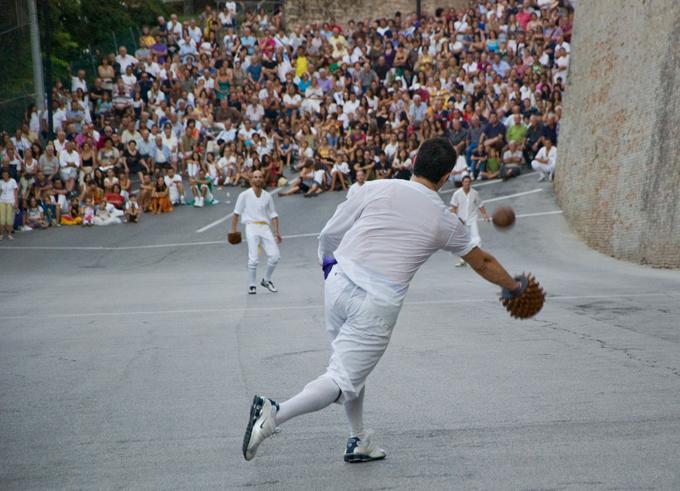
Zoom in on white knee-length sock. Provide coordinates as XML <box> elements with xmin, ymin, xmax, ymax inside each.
<box><xmin>264</xmin><ymin>263</ymin><xmax>276</xmax><ymax>282</ymax></box>
<box><xmin>344</xmin><ymin>386</ymin><xmax>365</xmax><ymax>437</ymax></box>
<box><xmin>248</xmin><ymin>266</ymin><xmax>257</xmax><ymax>287</ymax></box>
<box><xmin>275</xmin><ymin>374</ymin><xmax>340</xmax><ymax>425</ymax></box>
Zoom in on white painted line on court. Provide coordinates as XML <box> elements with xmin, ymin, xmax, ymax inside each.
<box><xmin>0</xmin><ymin>231</ymin><xmax>319</xmax><ymax>251</ymax></box>
<box><xmin>4</xmin><ymin>292</ymin><xmax>675</xmax><ymax>321</ymax></box>
<box><xmin>0</xmin><ymin>212</ymin><xmax>564</xmax><ymax>252</ymax></box>
<box><xmin>195</xmin><ymin>213</ymin><xmax>233</xmax><ymax>234</ymax></box>
<box><xmin>515</xmin><ymin>210</ymin><xmax>563</xmax><ymax>218</ymax></box>
<box><xmin>195</xmin><ymin>188</ymin><xmax>282</xmax><ymax>233</ymax></box>
<box><xmin>483</xmin><ymin>188</ymin><xmax>543</xmax><ymax>203</ymax></box>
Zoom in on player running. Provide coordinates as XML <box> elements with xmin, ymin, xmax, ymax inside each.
<box><xmin>242</xmin><ymin>138</ymin><xmax>534</xmax><ymax>463</ymax></box>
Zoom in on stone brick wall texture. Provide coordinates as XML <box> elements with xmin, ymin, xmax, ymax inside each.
<box><xmin>285</xmin><ymin>0</ymin><xmax>468</xmax><ymax>26</ymax></box>
<box><xmin>555</xmin><ymin>0</ymin><xmax>680</xmax><ymax>268</ymax></box>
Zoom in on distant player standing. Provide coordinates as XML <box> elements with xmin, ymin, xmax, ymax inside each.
<box><xmin>450</xmin><ymin>175</ymin><xmax>490</xmax><ymax>267</ymax></box>
<box><xmin>230</xmin><ymin>170</ymin><xmax>282</xmax><ymax>294</ymax></box>
<box><xmin>242</xmin><ymin>138</ymin><xmax>527</xmax><ymax>463</ymax></box>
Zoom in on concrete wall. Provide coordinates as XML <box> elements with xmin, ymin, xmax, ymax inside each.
<box><xmin>285</xmin><ymin>0</ymin><xmax>468</xmax><ymax>26</ymax></box>
<box><xmin>555</xmin><ymin>0</ymin><xmax>680</xmax><ymax>268</ymax></box>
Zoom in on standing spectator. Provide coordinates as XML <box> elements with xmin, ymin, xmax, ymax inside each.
<box><xmin>0</xmin><ymin>169</ymin><xmax>18</xmax><ymax>239</ymax></box>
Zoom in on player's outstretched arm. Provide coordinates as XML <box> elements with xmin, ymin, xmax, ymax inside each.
<box><xmin>462</xmin><ymin>246</ymin><xmax>519</xmax><ymax>291</ymax></box>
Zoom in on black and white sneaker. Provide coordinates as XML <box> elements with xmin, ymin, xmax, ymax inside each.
<box><xmin>260</xmin><ymin>279</ymin><xmax>278</xmax><ymax>293</ymax></box>
<box><xmin>344</xmin><ymin>430</ymin><xmax>386</xmax><ymax>463</ymax></box>
<box><xmin>248</xmin><ymin>286</ymin><xmax>257</xmax><ymax>295</ymax></box>
<box><xmin>242</xmin><ymin>395</ymin><xmax>279</xmax><ymax>461</ymax></box>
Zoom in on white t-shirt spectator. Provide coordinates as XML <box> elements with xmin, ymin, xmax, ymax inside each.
<box><xmin>59</xmin><ymin>149</ymin><xmax>81</xmax><ymax>179</ymax></box>
<box><xmin>116</xmin><ymin>54</ymin><xmax>138</xmax><ymax>72</ymax></box>
<box><xmin>164</xmin><ymin>174</ymin><xmax>183</xmax><ymax>203</ymax></box>
<box><xmin>71</xmin><ymin>76</ymin><xmax>87</xmax><ymax>93</ymax></box>
<box><xmin>0</xmin><ymin>178</ymin><xmax>18</xmax><ymax>204</ymax></box>
<box><xmin>535</xmin><ymin>145</ymin><xmax>557</xmax><ymax>167</ymax></box>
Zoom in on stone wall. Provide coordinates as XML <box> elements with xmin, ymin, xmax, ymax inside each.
<box><xmin>285</xmin><ymin>0</ymin><xmax>468</xmax><ymax>26</ymax></box>
<box><xmin>554</xmin><ymin>0</ymin><xmax>680</xmax><ymax>267</ymax></box>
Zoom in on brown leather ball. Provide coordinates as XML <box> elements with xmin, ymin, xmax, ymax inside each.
<box><xmin>492</xmin><ymin>206</ymin><xmax>516</xmax><ymax>230</ymax></box>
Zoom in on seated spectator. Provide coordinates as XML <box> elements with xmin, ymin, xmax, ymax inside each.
<box><xmin>480</xmin><ymin>147</ymin><xmax>502</xmax><ymax>180</ymax></box>
<box><xmin>164</xmin><ymin>167</ymin><xmax>185</xmax><ymax>205</ymax></box>
<box><xmin>124</xmin><ymin>195</ymin><xmax>141</xmax><ymax>223</ymax></box>
<box><xmin>470</xmin><ymin>146</ymin><xmax>488</xmax><ymax>180</ymax></box>
<box><xmin>191</xmin><ymin>169</ymin><xmax>217</xmax><ymax>207</ymax></box>
<box><xmin>501</xmin><ymin>141</ymin><xmax>524</xmax><ymax>180</ymax></box>
<box><xmin>25</xmin><ymin>196</ymin><xmax>48</xmax><ymax>229</ymax></box>
<box><xmin>105</xmin><ymin>183</ymin><xmax>126</xmax><ymax>210</ymax></box>
<box><xmin>450</xmin><ymin>154</ymin><xmax>470</xmax><ymax>186</ymax></box>
<box><xmin>480</xmin><ymin>113</ymin><xmax>506</xmax><ymax>151</ymax></box>
<box><xmin>149</xmin><ymin>175</ymin><xmax>172</xmax><ymax>214</ymax></box>
<box><xmin>94</xmin><ymin>198</ymin><xmax>123</xmax><ymax>226</ymax></box>
<box><xmin>61</xmin><ymin>198</ymin><xmax>82</xmax><ymax>226</ymax></box>
<box><xmin>329</xmin><ymin>151</ymin><xmax>351</xmax><ymax>191</ymax></box>
<box><xmin>531</xmin><ymin>137</ymin><xmax>558</xmax><ymax>181</ymax></box>
<box><xmin>280</xmin><ymin>159</ymin><xmax>320</xmax><ymax>197</ymax></box>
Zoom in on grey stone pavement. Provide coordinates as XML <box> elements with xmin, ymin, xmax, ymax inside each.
<box><xmin>1</xmin><ymin>173</ymin><xmax>679</xmax><ymax>490</ymax></box>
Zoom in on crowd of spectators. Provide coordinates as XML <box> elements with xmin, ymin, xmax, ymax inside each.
<box><xmin>0</xmin><ymin>0</ymin><xmax>572</xmax><ymax>240</ymax></box>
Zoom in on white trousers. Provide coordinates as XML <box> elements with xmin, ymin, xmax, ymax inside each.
<box><xmin>468</xmin><ymin>219</ymin><xmax>481</xmax><ymax>247</ymax></box>
<box><xmin>245</xmin><ymin>223</ymin><xmax>280</xmax><ymax>269</ymax></box>
<box><xmin>323</xmin><ymin>264</ymin><xmax>401</xmax><ymax>403</ymax></box>
<box><xmin>531</xmin><ymin>160</ymin><xmax>555</xmax><ymax>178</ymax></box>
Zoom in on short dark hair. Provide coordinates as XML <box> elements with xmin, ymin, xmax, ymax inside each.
<box><xmin>413</xmin><ymin>137</ymin><xmax>457</xmax><ymax>184</ymax></box>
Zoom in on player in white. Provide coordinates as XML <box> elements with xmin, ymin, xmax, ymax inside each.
<box><xmin>230</xmin><ymin>170</ymin><xmax>282</xmax><ymax>294</ymax></box>
<box><xmin>242</xmin><ymin>138</ymin><xmax>525</xmax><ymax>463</ymax></box>
<box><xmin>346</xmin><ymin>169</ymin><xmax>366</xmax><ymax>199</ymax></box>
<box><xmin>450</xmin><ymin>175</ymin><xmax>490</xmax><ymax>267</ymax></box>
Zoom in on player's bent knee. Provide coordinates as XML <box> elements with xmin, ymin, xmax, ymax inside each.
<box><xmin>267</xmin><ymin>254</ymin><xmax>280</xmax><ymax>266</ymax></box>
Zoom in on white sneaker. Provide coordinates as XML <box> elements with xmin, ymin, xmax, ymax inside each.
<box><xmin>260</xmin><ymin>279</ymin><xmax>278</xmax><ymax>293</ymax></box>
<box><xmin>455</xmin><ymin>259</ymin><xmax>467</xmax><ymax>267</ymax></box>
<box><xmin>537</xmin><ymin>174</ymin><xmax>546</xmax><ymax>182</ymax></box>
<box><xmin>195</xmin><ymin>197</ymin><xmax>204</xmax><ymax>207</ymax></box>
<box><xmin>344</xmin><ymin>430</ymin><xmax>386</xmax><ymax>463</ymax></box>
<box><xmin>243</xmin><ymin>395</ymin><xmax>279</xmax><ymax>461</ymax></box>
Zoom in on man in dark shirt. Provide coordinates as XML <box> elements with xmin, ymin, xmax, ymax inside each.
<box><xmin>446</xmin><ymin>118</ymin><xmax>469</xmax><ymax>156</ymax></box>
<box><xmin>480</xmin><ymin>112</ymin><xmax>506</xmax><ymax>151</ymax></box>
<box><xmin>542</xmin><ymin>114</ymin><xmax>559</xmax><ymax>145</ymax></box>
<box><xmin>524</xmin><ymin>115</ymin><xmax>544</xmax><ymax>164</ymax></box>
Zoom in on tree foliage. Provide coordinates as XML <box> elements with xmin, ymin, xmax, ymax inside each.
<box><xmin>39</xmin><ymin>0</ymin><xmax>168</xmax><ymax>80</ymax></box>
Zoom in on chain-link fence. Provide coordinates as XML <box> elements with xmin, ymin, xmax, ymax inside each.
<box><xmin>69</xmin><ymin>26</ymin><xmax>144</xmax><ymax>84</ymax></box>
<box><xmin>0</xmin><ymin>0</ymin><xmax>35</xmax><ymax>134</ymax></box>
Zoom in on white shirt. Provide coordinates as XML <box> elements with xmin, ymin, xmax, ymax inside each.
<box><xmin>217</xmin><ymin>128</ymin><xmax>237</xmax><ymax>143</ymax></box>
<box><xmin>116</xmin><ymin>54</ymin><xmax>138</xmax><ymax>72</ymax></box>
<box><xmin>164</xmin><ymin>174</ymin><xmax>182</xmax><ymax>192</ymax></box>
<box><xmin>59</xmin><ymin>149</ymin><xmax>81</xmax><ymax>170</ymax></box>
<box><xmin>536</xmin><ymin>145</ymin><xmax>557</xmax><ymax>167</ymax></box>
<box><xmin>0</xmin><ymin>178</ymin><xmax>18</xmax><ymax>204</ymax></box>
<box><xmin>233</xmin><ymin>188</ymin><xmax>278</xmax><ymax>225</ymax></box>
<box><xmin>346</xmin><ymin>181</ymin><xmax>363</xmax><ymax>200</ymax></box>
<box><xmin>450</xmin><ymin>188</ymin><xmax>484</xmax><ymax>224</ymax></box>
<box><xmin>319</xmin><ymin>179</ymin><xmax>474</xmax><ymax>302</ymax></box>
